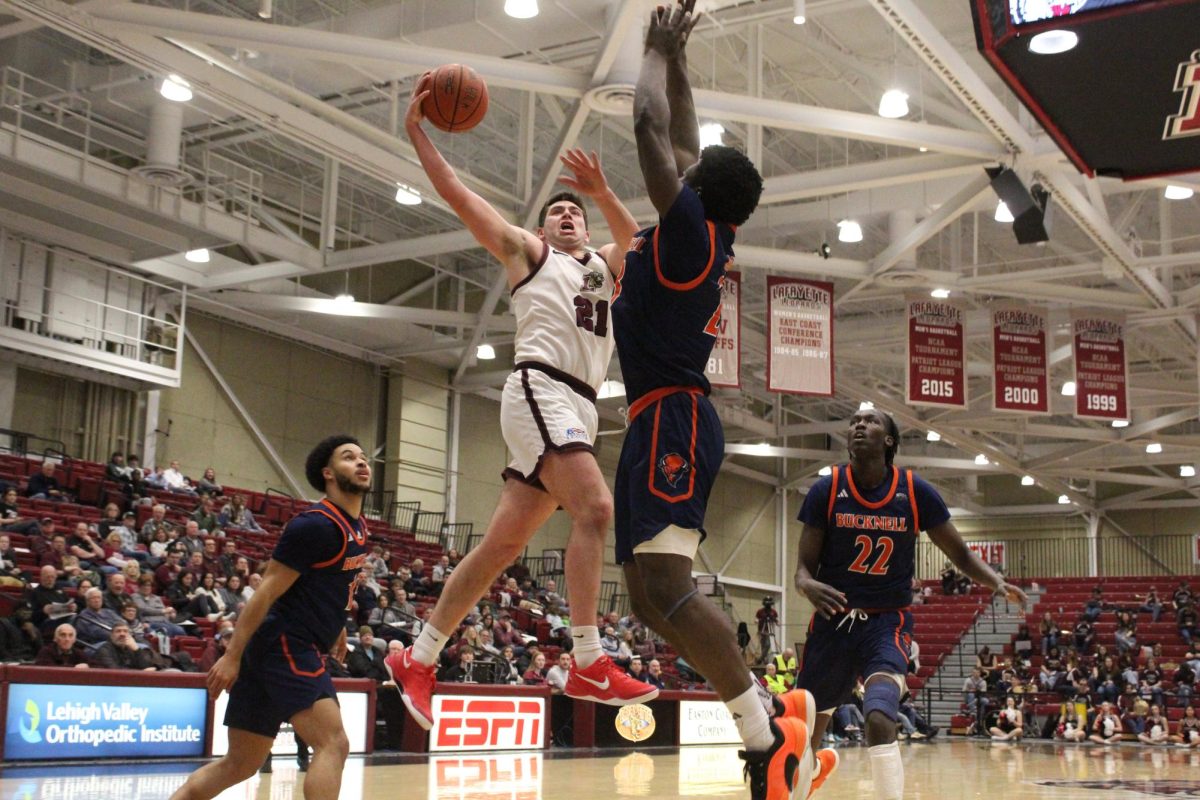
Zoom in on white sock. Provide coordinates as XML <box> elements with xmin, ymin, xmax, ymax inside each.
<box><xmin>752</xmin><ymin>672</ymin><xmax>777</xmax><ymax>716</ymax></box>
<box><xmin>412</xmin><ymin>623</ymin><xmax>449</xmax><ymax>667</ymax></box>
<box><xmin>571</xmin><ymin>625</ymin><xmax>602</xmax><ymax>668</ymax></box>
<box><xmin>728</xmin><ymin>685</ymin><xmax>775</xmax><ymax>751</ymax></box>
<box><xmin>868</xmin><ymin>742</ymin><xmax>904</xmax><ymax>800</ymax></box>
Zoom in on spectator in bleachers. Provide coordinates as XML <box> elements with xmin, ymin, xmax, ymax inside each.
<box><xmin>1039</xmin><ymin>611</ymin><xmax>1059</xmax><ymax>655</ymax></box>
<box><xmin>26</xmin><ymin>460</ymin><xmax>64</xmax><ymax>502</ymax></box>
<box><xmin>1040</xmin><ymin>646</ymin><xmax>1064</xmax><ymax>691</ymax></box>
<box><xmin>477</xmin><ymin>628</ymin><xmax>500</xmax><ymax>659</ymax></box>
<box><xmin>364</xmin><ymin>546</ymin><xmax>389</xmax><ymax>581</ymax></box>
<box><xmin>346</xmin><ymin>627</ymin><xmax>389</xmax><ymax>681</ymax></box>
<box><xmin>75</xmin><ymin>587</ymin><xmax>126</xmax><ymax>646</ymax></box>
<box><xmin>366</xmin><ymin>593</ymin><xmax>405</xmax><ymax>641</ymax></box>
<box><xmin>546</xmin><ymin>651</ymin><xmax>572</xmax><ymax>694</ymax></box>
<box><xmin>244</xmin><ymin>571</ymin><xmax>261</xmax><ymax>600</ymax></box>
<box><xmin>139</xmin><ymin>505</ymin><xmax>170</xmax><ymax>545</ymax></box>
<box><xmin>176</xmin><ymin>520</ymin><xmax>204</xmax><ymax>556</ymax></box>
<box><xmin>66</xmin><ymin>522</ymin><xmax>108</xmax><ymax>574</ymax></box>
<box><xmin>1055</xmin><ymin>703</ymin><xmax>1087</xmax><ymax>742</ymax></box>
<box><xmin>646</xmin><ymin>658</ymin><xmax>666</xmax><ymax>689</ymax></box>
<box><xmin>1083</xmin><ymin>587</ymin><xmax>1105</xmax><ymax>622</ymax></box>
<box><xmin>101</xmin><ymin>573</ymin><xmax>128</xmax><ymax>612</ymax></box>
<box><xmin>774</xmin><ymin>647</ymin><xmax>798</xmax><ymax>688</ymax></box>
<box><xmin>601</xmin><ymin>625</ymin><xmax>624</xmax><ymax>665</ymax></box>
<box><xmin>976</xmin><ymin>645</ymin><xmax>1001</xmax><ymax>684</ymax></box>
<box><xmin>1175</xmin><ymin>658</ymin><xmax>1195</xmax><ymax>702</ymax></box>
<box><xmin>159</xmin><ymin>460</ymin><xmax>195</xmax><ymax>495</ymax></box>
<box><xmin>131</xmin><ymin>574</ymin><xmax>186</xmax><ymax>637</ymax></box>
<box><xmin>1138</xmin><ymin>704</ymin><xmax>1170</xmax><ymax>745</ymax></box>
<box><xmin>391</xmin><ymin>587</ymin><xmax>415</xmax><ymax>618</ymax></box>
<box><xmin>35</xmin><ymin>622</ymin><xmax>88</xmax><ymax>668</ymax></box>
<box><xmin>146</xmin><ymin>526</ymin><xmax>174</xmax><ymax>565</ymax></box>
<box><xmin>196</xmin><ymin>572</ymin><xmax>236</xmax><ymax>621</ymax></box>
<box><xmin>505</xmin><ymin>556</ymin><xmax>531</xmax><ymax>586</ymax></box>
<box><xmin>0</xmin><ymin>534</ymin><xmax>24</xmax><ymax>586</ymax></box>
<box><xmin>761</xmin><ymin>662</ymin><xmax>787</xmax><ymax>694</ymax></box>
<box><xmin>405</xmin><ymin>558</ymin><xmax>430</xmax><ymax>595</ymax></box>
<box><xmin>218</xmin><ymin>494</ymin><xmax>262</xmax><ymax>532</ymax></box>
<box><xmin>1139</xmin><ymin>657</ymin><xmax>1166</xmax><ymax>708</ymax></box>
<box><xmin>112</xmin><ymin>512</ymin><xmax>148</xmax><ymax>563</ymax></box>
<box><xmin>939</xmin><ymin>561</ymin><xmax>958</xmax><ymax>595</ymax></box>
<box><xmin>1172</xmin><ymin>704</ymin><xmax>1200</xmax><ymax>746</ymax></box>
<box><xmin>153</xmin><ymin>549</ymin><xmax>183</xmax><ymax>593</ymax></box>
<box><xmin>118</xmin><ymin>599</ymin><xmax>151</xmax><ymax>646</ymax></box>
<box><xmin>1093</xmin><ymin>654</ymin><xmax>1123</xmax><ymax>703</ymax></box>
<box><xmin>989</xmin><ymin>695</ymin><xmax>1024</xmax><ymax>741</ymax></box>
<box><xmin>442</xmin><ymin>648</ymin><xmax>482</xmax><ymax>683</ymax></box>
<box><xmin>1063</xmin><ymin>652</ymin><xmax>1087</xmax><ymax>688</ymax></box>
<box><xmin>1138</xmin><ymin>587</ymin><xmax>1163</xmax><ymax>623</ymax></box>
<box><xmin>198</xmin><ymin>621</ymin><xmax>235</xmax><ymax>672</ymax></box>
<box><xmin>90</xmin><ymin>622</ymin><xmax>156</xmax><ymax>670</ymax></box>
<box><xmin>430</xmin><ymin>555</ymin><xmax>452</xmax><ymax>595</ymax></box>
<box><xmin>1</xmin><ymin>487</ymin><xmax>42</xmax><ymax>536</ymax></box>
<box><xmin>182</xmin><ymin>550</ymin><xmax>208</xmax><ymax>584</ymax></box>
<box><xmin>59</xmin><ymin>555</ymin><xmax>97</xmax><ymax>588</ymax></box>
<box><xmin>1177</xmin><ymin>603</ymin><xmax>1197</xmax><ymax>646</ymax></box>
<box><xmin>1173</xmin><ymin>581</ymin><xmax>1193</xmax><ymax>615</ymax></box>
<box><xmin>522</xmin><ymin>651</ymin><xmax>548</xmax><ymax>686</ymax></box>
<box><xmin>200</xmin><ymin>538</ymin><xmax>223</xmax><ymax>576</ymax></box>
<box><xmin>39</xmin><ymin>532</ymin><xmax>68</xmax><ymax>570</ymax></box>
<box><xmin>544</xmin><ymin>603</ymin><xmax>570</xmax><ymax>645</ymax></box>
<box><xmin>494</xmin><ymin>645</ymin><xmax>520</xmax><ymax>685</ymax></box>
<box><xmin>445</xmin><ymin>547</ymin><xmax>462</xmax><ymax>568</ymax></box>
<box><xmin>216</xmin><ymin>540</ymin><xmax>238</xmax><ymax>578</ymax></box>
<box><xmin>165</xmin><ymin>571</ymin><xmax>212</xmax><ymax>622</ymax></box>
<box><xmin>1115</xmin><ymin>610</ymin><xmax>1138</xmax><ymax>654</ymax></box>
<box><xmin>195</xmin><ymin>467</ymin><xmax>221</xmax><ymax>495</ymax></box>
<box><xmin>222</xmin><ymin>574</ymin><xmax>247</xmax><ymax>614</ymax></box>
<box><xmin>492</xmin><ymin>612</ymin><xmax>524</xmax><ymax>656</ymax></box>
<box><xmin>29</xmin><ymin>564</ymin><xmax>75</xmax><ymax>633</ymax></box>
<box><xmin>1072</xmin><ymin>617</ymin><xmax>1095</xmax><ymax>654</ymax></box>
<box><xmin>189</xmin><ymin>496</ymin><xmax>222</xmax><ymax>537</ymax></box>
<box><xmin>1088</xmin><ymin>702</ymin><xmax>1122</xmax><ymax>744</ymax></box>
<box><xmin>106</xmin><ymin>452</ymin><xmax>142</xmax><ymax>499</ymax></box>
<box><xmin>498</xmin><ymin>576</ymin><xmax>525</xmax><ymax>609</ymax></box>
<box><xmin>1121</xmin><ymin>695</ymin><xmax>1148</xmax><ymax>736</ymax></box>
<box><xmin>1013</xmin><ymin>623</ymin><xmax>1033</xmax><ymax>657</ymax></box>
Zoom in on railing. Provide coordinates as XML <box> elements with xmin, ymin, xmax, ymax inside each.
<box><xmin>0</xmin><ymin>429</ymin><xmax>69</xmax><ymax>459</ymax></box>
<box><xmin>441</xmin><ymin>522</ymin><xmax>473</xmax><ymax>554</ymax></box>
<box><xmin>917</xmin><ymin>535</ymin><xmax>1200</xmax><ymax>581</ymax></box>
<box><xmin>388</xmin><ymin>500</ymin><xmax>421</xmax><ymax>532</ymax></box>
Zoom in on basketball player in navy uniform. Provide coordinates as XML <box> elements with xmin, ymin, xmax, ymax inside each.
<box><xmin>387</xmin><ymin>71</ymin><xmax>654</xmax><ymax>731</ymax></box>
<box><xmin>612</xmin><ymin>5</ymin><xmax>811</xmax><ymax>800</ymax></box>
<box><xmin>788</xmin><ymin>408</ymin><xmax>1025</xmax><ymax>800</ymax></box>
<box><xmin>170</xmin><ymin>435</ymin><xmax>371</xmax><ymax>800</ymax></box>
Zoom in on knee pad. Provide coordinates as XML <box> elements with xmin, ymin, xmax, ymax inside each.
<box><xmin>863</xmin><ymin>675</ymin><xmax>903</xmax><ymax>721</ymax></box>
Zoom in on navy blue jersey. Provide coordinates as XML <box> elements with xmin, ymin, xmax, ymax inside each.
<box><xmin>612</xmin><ymin>185</ymin><xmax>735</xmax><ymax>405</ymax></box>
<box><xmin>259</xmin><ymin>499</ymin><xmax>369</xmax><ymax>651</ymax></box>
<box><xmin>798</xmin><ymin>465</ymin><xmax>950</xmax><ymax>610</ymax></box>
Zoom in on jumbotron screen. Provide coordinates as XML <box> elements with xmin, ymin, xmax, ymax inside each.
<box><xmin>1010</xmin><ymin>0</ymin><xmax>1148</xmax><ymax>25</ymax></box>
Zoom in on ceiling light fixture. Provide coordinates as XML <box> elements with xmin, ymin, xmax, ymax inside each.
<box><xmin>930</xmin><ymin>288</ymin><xmax>951</xmax><ymax>299</ymax></box>
<box><xmin>1058</xmin><ymin>494</ymin><xmax>1070</xmax><ymax>504</ymax></box>
<box><xmin>994</xmin><ymin>201</ymin><xmax>1015</xmax><ymax>223</ymax></box>
<box><xmin>838</xmin><ymin>220</ymin><xmax>863</xmax><ymax>243</ymax></box>
<box><xmin>974</xmin><ymin>454</ymin><xmax>989</xmax><ymax>466</ymax></box>
<box><xmin>394</xmin><ymin>184</ymin><xmax>422</xmax><ymax>205</ymax></box>
<box><xmin>1165</xmin><ymin>185</ymin><xmax>1195</xmax><ymax>200</ymax></box>
<box><xmin>1061</xmin><ymin>381</ymin><xmax>1076</xmax><ymax>396</ymax></box>
<box><xmin>1146</xmin><ymin>442</ymin><xmax>1163</xmax><ymax>454</ymax></box>
<box><xmin>698</xmin><ymin>122</ymin><xmax>725</xmax><ymax>148</ymax></box>
<box><xmin>818</xmin><ymin>466</ymin><xmax>832</xmax><ymax>476</ymax></box>
<box><xmin>1021</xmin><ymin>475</ymin><xmax>1035</xmax><ymax>486</ymax></box>
<box><xmin>1029</xmin><ymin>29</ymin><xmax>1078</xmax><ymax>55</ymax></box>
<box><xmin>793</xmin><ymin>0</ymin><xmax>806</xmax><ymax>23</ymax></box>
<box><xmin>597</xmin><ymin>380</ymin><xmax>625</xmax><ymax>400</ymax></box>
<box><xmin>1111</xmin><ymin>419</ymin><xmax>1129</xmax><ymax>428</ymax></box>
<box><xmin>258</xmin><ymin>0</ymin><xmax>272</xmax><ymax>19</ymax></box>
<box><xmin>476</xmin><ymin>343</ymin><xmax>496</xmax><ymax>360</ymax></box>
<box><xmin>159</xmin><ymin>75</ymin><xmax>192</xmax><ymax>103</ymax></box>
<box><xmin>504</xmin><ymin>0</ymin><xmax>538</xmax><ymax>19</ymax></box>
<box><xmin>877</xmin><ymin>89</ymin><xmax>909</xmax><ymax>119</ymax></box>
<box><xmin>1181</xmin><ymin>465</ymin><xmax>1196</xmax><ymax>478</ymax></box>
<box><xmin>926</xmin><ymin>430</ymin><xmax>941</xmax><ymax>442</ymax></box>
<box><xmin>184</xmin><ymin>248</ymin><xmax>209</xmax><ymax>263</ymax></box>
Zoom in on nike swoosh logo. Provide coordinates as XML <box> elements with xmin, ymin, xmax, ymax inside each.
<box><xmin>576</xmin><ymin>674</ymin><xmax>610</xmax><ymax>690</ymax></box>
<box><xmin>402</xmin><ymin>651</ymin><xmax>413</xmax><ymax>669</ymax></box>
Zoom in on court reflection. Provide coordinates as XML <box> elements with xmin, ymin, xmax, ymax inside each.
<box><xmin>427</xmin><ymin>752</ymin><xmax>542</xmax><ymax>800</ymax></box>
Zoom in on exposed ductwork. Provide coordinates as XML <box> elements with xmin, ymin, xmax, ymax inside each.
<box><xmin>131</xmin><ymin>97</ymin><xmax>190</xmax><ymax>187</ymax></box>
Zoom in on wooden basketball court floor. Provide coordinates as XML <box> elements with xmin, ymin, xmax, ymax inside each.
<box><xmin>2</xmin><ymin>740</ymin><xmax>1199</xmax><ymax>799</ymax></box>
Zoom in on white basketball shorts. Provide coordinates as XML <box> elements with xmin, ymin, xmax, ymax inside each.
<box><xmin>500</xmin><ymin>363</ymin><xmax>598</xmax><ymax>491</ymax></box>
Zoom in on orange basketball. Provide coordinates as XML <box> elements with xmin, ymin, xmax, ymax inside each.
<box><xmin>422</xmin><ymin>64</ymin><xmax>489</xmax><ymax>133</ymax></box>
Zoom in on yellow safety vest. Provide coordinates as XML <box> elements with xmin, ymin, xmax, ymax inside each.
<box><xmin>764</xmin><ymin>673</ymin><xmax>789</xmax><ymax>694</ymax></box>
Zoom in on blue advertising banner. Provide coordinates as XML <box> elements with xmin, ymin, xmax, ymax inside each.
<box><xmin>5</xmin><ymin>683</ymin><xmax>207</xmax><ymax>760</ymax></box>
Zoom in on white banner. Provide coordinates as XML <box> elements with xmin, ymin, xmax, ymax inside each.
<box><xmin>678</xmin><ymin>700</ymin><xmax>741</xmax><ymax>745</ymax></box>
<box><xmin>211</xmin><ymin>690</ymin><xmax>369</xmax><ymax>755</ymax></box>
<box><xmin>705</xmin><ymin>270</ymin><xmax>741</xmax><ymax>388</ymax></box>
<box><xmin>767</xmin><ymin>277</ymin><xmax>834</xmax><ymax>396</ymax></box>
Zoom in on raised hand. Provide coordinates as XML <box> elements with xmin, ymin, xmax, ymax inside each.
<box><xmin>558</xmin><ymin>148</ymin><xmax>610</xmax><ymax>198</ymax></box>
<box><xmin>405</xmin><ymin>72</ymin><xmax>433</xmax><ymax>131</ymax></box>
<box><xmin>644</xmin><ymin>0</ymin><xmax>700</xmax><ymax>59</ymax></box>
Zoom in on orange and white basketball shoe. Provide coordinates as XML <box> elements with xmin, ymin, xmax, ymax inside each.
<box><xmin>564</xmin><ymin>655</ymin><xmax>660</xmax><ymax>705</ymax></box>
<box><xmin>384</xmin><ymin>646</ymin><xmax>436</xmax><ymax>730</ymax></box>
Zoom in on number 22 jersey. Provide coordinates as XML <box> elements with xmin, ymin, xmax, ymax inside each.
<box><xmin>798</xmin><ymin>464</ymin><xmax>950</xmax><ymax>610</ymax></box>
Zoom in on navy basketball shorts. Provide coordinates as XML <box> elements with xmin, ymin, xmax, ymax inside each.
<box><xmin>795</xmin><ymin>609</ymin><xmax>914</xmax><ymax>712</ymax></box>
<box><xmin>614</xmin><ymin>389</ymin><xmax>724</xmax><ymax>565</ymax></box>
<box><xmin>224</xmin><ymin>632</ymin><xmax>338</xmax><ymax>738</ymax></box>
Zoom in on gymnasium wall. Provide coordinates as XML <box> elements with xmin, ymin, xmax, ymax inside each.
<box><xmin>10</xmin><ymin>367</ymin><xmax>141</xmax><ymax>462</ymax></box>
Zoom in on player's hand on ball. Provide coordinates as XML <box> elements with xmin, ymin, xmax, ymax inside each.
<box><xmin>998</xmin><ymin>582</ymin><xmax>1028</xmax><ymax>609</ymax></box>
<box><xmin>206</xmin><ymin>653</ymin><xmax>240</xmax><ymax>698</ymax></box>
<box><xmin>406</xmin><ymin>72</ymin><xmax>433</xmax><ymax>131</ymax></box>
<box><xmin>795</xmin><ymin>575</ymin><xmax>846</xmax><ymax>619</ymax></box>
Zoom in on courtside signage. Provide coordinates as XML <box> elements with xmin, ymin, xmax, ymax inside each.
<box><xmin>991</xmin><ymin>304</ymin><xmax>1050</xmax><ymax>415</ymax></box>
<box><xmin>430</xmin><ymin>696</ymin><xmax>546</xmax><ymax>752</ymax></box>
<box><xmin>906</xmin><ymin>294</ymin><xmax>966</xmax><ymax>408</ymax></box>
<box><xmin>211</xmin><ymin>690</ymin><xmax>369</xmax><ymax>755</ymax></box>
<box><xmin>766</xmin><ymin>277</ymin><xmax>834</xmax><ymax>396</ymax></box>
<box><xmin>705</xmin><ymin>270</ymin><xmax>741</xmax><ymax>389</ymax></box>
<box><xmin>5</xmin><ymin>683</ymin><xmax>206</xmax><ymax>760</ymax></box>
<box><xmin>1071</xmin><ymin>310</ymin><xmax>1128</xmax><ymax>421</ymax></box>
<box><xmin>678</xmin><ymin>700</ymin><xmax>740</xmax><ymax>745</ymax></box>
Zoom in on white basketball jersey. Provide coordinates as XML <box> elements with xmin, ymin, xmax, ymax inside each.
<box><xmin>511</xmin><ymin>244</ymin><xmax>615</xmax><ymax>393</ymax></box>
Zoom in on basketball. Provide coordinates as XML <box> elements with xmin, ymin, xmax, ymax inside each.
<box><xmin>422</xmin><ymin>64</ymin><xmax>488</xmax><ymax>133</ymax></box>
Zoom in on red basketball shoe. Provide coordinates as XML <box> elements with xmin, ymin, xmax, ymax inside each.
<box><xmin>384</xmin><ymin>646</ymin><xmax>436</xmax><ymax>730</ymax></box>
<box><xmin>564</xmin><ymin>655</ymin><xmax>660</xmax><ymax>705</ymax></box>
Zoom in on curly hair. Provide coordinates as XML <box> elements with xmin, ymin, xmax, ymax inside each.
<box><xmin>304</xmin><ymin>434</ymin><xmax>360</xmax><ymax>493</ymax></box>
<box><xmin>537</xmin><ymin>191</ymin><xmax>588</xmax><ymax>228</ymax></box>
<box><xmin>690</xmin><ymin>145</ymin><xmax>763</xmax><ymax>227</ymax></box>
<box><xmin>881</xmin><ymin>412</ymin><xmax>900</xmax><ymax>465</ymax></box>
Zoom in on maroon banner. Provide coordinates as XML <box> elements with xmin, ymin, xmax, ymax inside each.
<box><xmin>906</xmin><ymin>295</ymin><xmax>966</xmax><ymax>408</ymax></box>
<box><xmin>1072</xmin><ymin>310</ymin><xmax>1128</xmax><ymax>420</ymax></box>
<box><xmin>766</xmin><ymin>278</ymin><xmax>834</xmax><ymax>396</ymax></box>
<box><xmin>704</xmin><ymin>271</ymin><xmax>740</xmax><ymax>388</ymax></box>
<box><xmin>992</xmin><ymin>305</ymin><xmax>1050</xmax><ymax>415</ymax></box>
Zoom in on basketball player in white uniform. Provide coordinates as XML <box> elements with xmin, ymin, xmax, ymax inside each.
<box><xmin>387</xmin><ymin>71</ymin><xmax>657</xmax><ymax>730</ymax></box>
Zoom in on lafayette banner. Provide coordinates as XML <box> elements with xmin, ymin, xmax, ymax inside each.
<box><xmin>992</xmin><ymin>304</ymin><xmax>1050</xmax><ymax>414</ymax></box>
<box><xmin>906</xmin><ymin>294</ymin><xmax>967</xmax><ymax>408</ymax></box>
<box><xmin>705</xmin><ymin>271</ymin><xmax>741</xmax><ymax>388</ymax></box>
<box><xmin>1071</xmin><ymin>310</ymin><xmax>1128</xmax><ymax>421</ymax></box>
<box><xmin>766</xmin><ymin>278</ymin><xmax>834</xmax><ymax>396</ymax></box>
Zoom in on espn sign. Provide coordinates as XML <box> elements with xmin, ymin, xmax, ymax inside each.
<box><xmin>430</xmin><ymin>696</ymin><xmax>546</xmax><ymax>752</ymax></box>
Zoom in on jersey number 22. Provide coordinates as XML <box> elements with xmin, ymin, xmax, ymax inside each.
<box><xmin>848</xmin><ymin>535</ymin><xmax>894</xmax><ymax>576</ymax></box>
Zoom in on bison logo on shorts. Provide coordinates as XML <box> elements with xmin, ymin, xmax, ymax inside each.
<box><xmin>658</xmin><ymin>453</ymin><xmax>690</xmax><ymax>488</ymax></box>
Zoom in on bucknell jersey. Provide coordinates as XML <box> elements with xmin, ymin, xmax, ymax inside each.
<box><xmin>511</xmin><ymin>243</ymin><xmax>616</xmax><ymax>394</ymax></box>
<box><xmin>258</xmin><ymin>499</ymin><xmax>369</xmax><ymax>651</ymax></box>
<box><xmin>798</xmin><ymin>464</ymin><xmax>950</xmax><ymax>610</ymax></box>
<box><xmin>612</xmin><ymin>186</ymin><xmax>735</xmax><ymax>405</ymax></box>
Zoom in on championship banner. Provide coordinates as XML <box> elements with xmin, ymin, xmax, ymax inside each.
<box><xmin>705</xmin><ymin>270</ymin><xmax>741</xmax><ymax>388</ymax></box>
<box><xmin>906</xmin><ymin>295</ymin><xmax>967</xmax><ymax>408</ymax></box>
<box><xmin>992</xmin><ymin>305</ymin><xmax>1050</xmax><ymax>415</ymax></box>
<box><xmin>1071</xmin><ymin>310</ymin><xmax>1128</xmax><ymax>421</ymax></box>
<box><xmin>766</xmin><ymin>277</ymin><xmax>834</xmax><ymax>396</ymax></box>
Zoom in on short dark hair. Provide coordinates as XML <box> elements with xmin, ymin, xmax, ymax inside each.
<box><xmin>881</xmin><ymin>411</ymin><xmax>900</xmax><ymax>465</ymax></box>
<box><xmin>537</xmin><ymin>191</ymin><xmax>587</xmax><ymax>228</ymax></box>
<box><xmin>304</xmin><ymin>434</ymin><xmax>360</xmax><ymax>492</ymax></box>
<box><xmin>690</xmin><ymin>145</ymin><xmax>763</xmax><ymax>226</ymax></box>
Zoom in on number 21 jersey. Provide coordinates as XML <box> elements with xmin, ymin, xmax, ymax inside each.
<box><xmin>798</xmin><ymin>464</ymin><xmax>950</xmax><ymax>610</ymax></box>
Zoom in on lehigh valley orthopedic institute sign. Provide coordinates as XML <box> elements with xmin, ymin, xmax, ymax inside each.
<box><xmin>679</xmin><ymin>700</ymin><xmax>741</xmax><ymax>745</ymax></box>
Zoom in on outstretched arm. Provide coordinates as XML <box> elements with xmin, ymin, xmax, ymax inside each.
<box><xmin>665</xmin><ymin>1</ymin><xmax>701</xmax><ymax>174</ymax></box>
<box><xmin>633</xmin><ymin>3</ymin><xmax>699</xmax><ymax>218</ymax></box>
<box><xmin>558</xmin><ymin>148</ymin><xmax>638</xmax><ymax>275</ymax></box>
<box><xmin>926</xmin><ymin>520</ymin><xmax>1027</xmax><ymax>607</ymax></box>
<box><xmin>405</xmin><ymin>72</ymin><xmax>539</xmax><ymax>286</ymax></box>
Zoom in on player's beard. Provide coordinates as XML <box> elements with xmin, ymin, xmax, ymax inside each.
<box><xmin>334</xmin><ymin>471</ymin><xmax>371</xmax><ymax>495</ymax></box>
